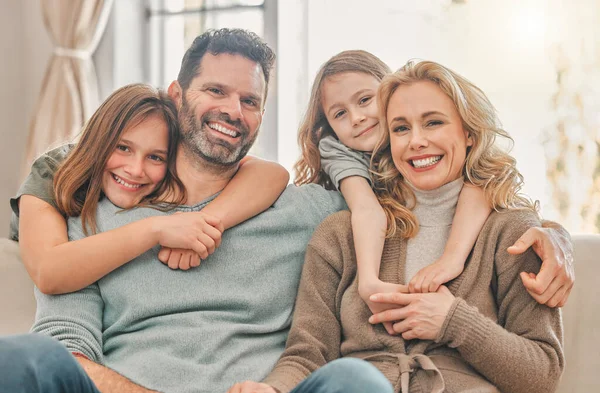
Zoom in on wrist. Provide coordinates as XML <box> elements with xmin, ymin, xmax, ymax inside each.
<box><xmin>358</xmin><ymin>278</ymin><xmax>382</xmax><ymax>300</ymax></box>
<box><xmin>147</xmin><ymin>216</ymin><xmax>164</xmax><ymax>244</ymax></box>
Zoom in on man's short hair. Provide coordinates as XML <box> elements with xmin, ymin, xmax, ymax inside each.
<box><xmin>177</xmin><ymin>28</ymin><xmax>276</xmax><ymax>95</ymax></box>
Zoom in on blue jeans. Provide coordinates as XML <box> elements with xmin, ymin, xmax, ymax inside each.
<box><xmin>0</xmin><ymin>335</ymin><xmax>392</xmax><ymax>393</ymax></box>
<box><xmin>0</xmin><ymin>334</ymin><xmax>100</xmax><ymax>393</ymax></box>
<box><xmin>291</xmin><ymin>358</ymin><xmax>394</xmax><ymax>393</ymax></box>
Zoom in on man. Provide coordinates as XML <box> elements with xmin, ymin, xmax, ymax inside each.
<box><xmin>0</xmin><ymin>29</ymin><xmax>574</xmax><ymax>393</ymax></box>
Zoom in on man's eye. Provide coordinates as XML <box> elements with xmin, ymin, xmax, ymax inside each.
<box><xmin>208</xmin><ymin>87</ymin><xmax>223</xmax><ymax>95</ymax></box>
<box><xmin>242</xmin><ymin>99</ymin><xmax>257</xmax><ymax>107</ymax></box>
<box><xmin>334</xmin><ymin>110</ymin><xmax>346</xmax><ymax>119</ymax></box>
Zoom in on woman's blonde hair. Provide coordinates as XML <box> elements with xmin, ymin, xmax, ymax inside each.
<box><xmin>294</xmin><ymin>50</ymin><xmax>391</xmax><ymax>189</ymax></box>
<box><xmin>372</xmin><ymin>60</ymin><xmax>537</xmax><ymax>238</ymax></box>
<box><xmin>53</xmin><ymin>83</ymin><xmax>186</xmax><ymax>235</ymax></box>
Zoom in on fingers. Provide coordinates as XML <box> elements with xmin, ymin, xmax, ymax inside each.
<box><xmin>557</xmin><ymin>285</ymin><xmax>573</xmax><ymax>307</ymax></box>
<box><xmin>167</xmin><ymin>251</ymin><xmax>182</xmax><ymax>270</ymax></box>
<box><xmin>370</xmin><ymin>292</ymin><xmax>414</xmax><ymax>306</ymax></box>
<box><xmin>199</xmin><ymin>212</ymin><xmax>223</xmax><ymax>230</ymax></box>
<box><xmin>382</xmin><ymin>321</ymin><xmax>396</xmax><ymax>335</ymax></box>
<box><xmin>179</xmin><ymin>252</ymin><xmax>192</xmax><ymax>271</ymax></box>
<box><xmin>202</xmin><ymin>223</ymin><xmax>222</xmax><ymax>249</ymax></box>
<box><xmin>158</xmin><ymin>248</ymin><xmax>171</xmax><ymax>264</ymax></box>
<box><xmin>507</xmin><ymin>227</ymin><xmax>541</xmax><ymax>255</ymax></box>
<box><xmin>409</xmin><ymin>272</ymin><xmax>426</xmax><ymax>293</ymax></box>
<box><xmin>190</xmin><ymin>253</ymin><xmax>201</xmax><ymax>268</ymax></box>
<box><xmin>521</xmin><ymin>264</ymin><xmax>555</xmax><ymax>296</ymax></box>
<box><xmin>191</xmin><ymin>241</ymin><xmax>209</xmax><ymax>260</ymax></box>
<box><xmin>369</xmin><ymin>306</ymin><xmax>411</xmax><ymax>324</ymax></box>
<box><xmin>546</xmin><ymin>283</ymin><xmax>570</xmax><ymax>308</ymax></box>
<box><xmin>198</xmin><ymin>233</ymin><xmax>216</xmax><ymax>255</ymax></box>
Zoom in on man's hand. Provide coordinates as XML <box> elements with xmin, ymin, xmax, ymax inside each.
<box><xmin>507</xmin><ymin>226</ymin><xmax>575</xmax><ymax>307</ymax></box>
<box><xmin>227</xmin><ymin>381</ymin><xmax>278</xmax><ymax>393</ymax></box>
<box><xmin>368</xmin><ymin>286</ymin><xmax>455</xmax><ymax>340</ymax></box>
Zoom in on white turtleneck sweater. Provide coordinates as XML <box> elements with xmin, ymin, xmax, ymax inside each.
<box><xmin>404</xmin><ymin>178</ymin><xmax>464</xmax><ymax>283</ymax></box>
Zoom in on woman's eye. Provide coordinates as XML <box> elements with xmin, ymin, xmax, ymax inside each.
<box><xmin>116</xmin><ymin>145</ymin><xmax>130</xmax><ymax>152</ymax></box>
<box><xmin>393</xmin><ymin>125</ymin><xmax>409</xmax><ymax>133</ymax></box>
<box><xmin>427</xmin><ymin>120</ymin><xmax>443</xmax><ymax>127</ymax></box>
<box><xmin>359</xmin><ymin>96</ymin><xmax>372</xmax><ymax>105</ymax></box>
<box><xmin>334</xmin><ymin>110</ymin><xmax>346</xmax><ymax>119</ymax></box>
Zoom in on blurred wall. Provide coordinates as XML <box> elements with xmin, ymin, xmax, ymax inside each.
<box><xmin>0</xmin><ymin>0</ymin><xmax>51</xmax><ymax>237</ymax></box>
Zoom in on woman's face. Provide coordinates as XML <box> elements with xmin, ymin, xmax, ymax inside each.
<box><xmin>102</xmin><ymin>114</ymin><xmax>169</xmax><ymax>208</ymax></box>
<box><xmin>386</xmin><ymin>80</ymin><xmax>472</xmax><ymax>191</ymax></box>
<box><xmin>321</xmin><ymin>72</ymin><xmax>383</xmax><ymax>152</ymax></box>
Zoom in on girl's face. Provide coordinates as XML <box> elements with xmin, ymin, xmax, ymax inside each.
<box><xmin>387</xmin><ymin>80</ymin><xmax>472</xmax><ymax>191</ymax></box>
<box><xmin>321</xmin><ymin>72</ymin><xmax>383</xmax><ymax>152</ymax></box>
<box><xmin>102</xmin><ymin>114</ymin><xmax>169</xmax><ymax>208</ymax></box>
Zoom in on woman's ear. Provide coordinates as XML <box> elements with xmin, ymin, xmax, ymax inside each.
<box><xmin>168</xmin><ymin>81</ymin><xmax>183</xmax><ymax>109</ymax></box>
<box><xmin>466</xmin><ymin>131</ymin><xmax>474</xmax><ymax>147</ymax></box>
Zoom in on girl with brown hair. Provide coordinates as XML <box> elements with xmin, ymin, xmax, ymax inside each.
<box><xmin>12</xmin><ymin>83</ymin><xmax>288</xmax><ymax>295</ymax></box>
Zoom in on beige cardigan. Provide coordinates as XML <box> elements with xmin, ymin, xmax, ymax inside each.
<box><xmin>264</xmin><ymin>210</ymin><xmax>564</xmax><ymax>393</ymax></box>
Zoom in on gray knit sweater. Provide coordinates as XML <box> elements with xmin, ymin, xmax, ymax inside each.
<box><xmin>31</xmin><ymin>185</ymin><xmax>346</xmax><ymax>393</ymax></box>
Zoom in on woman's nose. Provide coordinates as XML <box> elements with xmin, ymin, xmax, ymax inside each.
<box><xmin>408</xmin><ymin>127</ymin><xmax>428</xmax><ymax>150</ymax></box>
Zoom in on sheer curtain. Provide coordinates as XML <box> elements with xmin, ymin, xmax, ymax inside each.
<box><xmin>22</xmin><ymin>0</ymin><xmax>114</xmax><ymax>178</ymax></box>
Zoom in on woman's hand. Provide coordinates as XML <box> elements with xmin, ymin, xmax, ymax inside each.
<box><xmin>507</xmin><ymin>226</ymin><xmax>574</xmax><ymax>307</ymax></box>
<box><xmin>227</xmin><ymin>381</ymin><xmax>278</xmax><ymax>393</ymax></box>
<box><xmin>153</xmin><ymin>212</ymin><xmax>224</xmax><ymax>260</ymax></box>
<box><xmin>368</xmin><ymin>286</ymin><xmax>455</xmax><ymax>340</ymax></box>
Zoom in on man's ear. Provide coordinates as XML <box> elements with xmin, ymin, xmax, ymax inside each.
<box><xmin>168</xmin><ymin>81</ymin><xmax>183</xmax><ymax>108</ymax></box>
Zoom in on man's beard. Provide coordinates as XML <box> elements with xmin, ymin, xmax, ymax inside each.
<box><xmin>178</xmin><ymin>98</ymin><xmax>258</xmax><ymax>167</ymax></box>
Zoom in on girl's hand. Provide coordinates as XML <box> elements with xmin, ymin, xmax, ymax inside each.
<box><xmin>158</xmin><ymin>248</ymin><xmax>201</xmax><ymax>270</ymax></box>
<box><xmin>358</xmin><ymin>279</ymin><xmax>409</xmax><ymax>335</ymax></box>
<box><xmin>408</xmin><ymin>257</ymin><xmax>465</xmax><ymax>294</ymax></box>
<box><xmin>154</xmin><ymin>212</ymin><xmax>224</xmax><ymax>259</ymax></box>
<box><xmin>368</xmin><ymin>285</ymin><xmax>455</xmax><ymax>340</ymax></box>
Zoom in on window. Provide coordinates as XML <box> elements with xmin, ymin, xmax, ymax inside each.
<box><xmin>146</xmin><ymin>0</ymin><xmax>278</xmax><ymax>160</ymax></box>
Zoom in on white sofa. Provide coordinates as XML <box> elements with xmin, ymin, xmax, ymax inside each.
<box><xmin>1</xmin><ymin>235</ymin><xmax>599</xmax><ymax>392</ymax></box>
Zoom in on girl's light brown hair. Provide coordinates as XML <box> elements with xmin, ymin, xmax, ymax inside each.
<box><xmin>53</xmin><ymin>83</ymin><xmax>186</xmax><ymax>235</ymax></box>
<box><xmin>372</xmin><ymin>60</ymin><xmax>537</xmax><ymax>238</ymax></box>
<box><xmin>293</xmin><ymin>50</ymin><xmax>391</xmax><ymax>189</ymax></box>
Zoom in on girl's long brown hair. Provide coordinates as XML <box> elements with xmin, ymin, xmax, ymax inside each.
<box><xmin>53</xmin><ymin>83</ymin><xmax>186</xmax><ymax>235</ymax></box>
<box><xmin>293</xmin><ymin>50</ymin><xmax>391</xmax><ymax>189</ymax></box>
<box><xmin>373</xmin><ymin>60</ymin><xmax>537</xmax><ymax>238</ymax></box>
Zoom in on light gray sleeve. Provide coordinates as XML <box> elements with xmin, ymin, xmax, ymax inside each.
<box><xmin>29</xmin><ymin>215</ymin><xmax>105</xmax><ymax>363</ymax></box>
<box><xmin>318</xmin><ymin>135</ymin><xmax>371</xmax><ymax>191</ymax></box>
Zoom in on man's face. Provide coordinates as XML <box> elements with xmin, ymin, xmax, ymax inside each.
<box><xmin>177</xmin><ymin>53</ymin><xmax>266</xmax><ymax>167</ymax></box>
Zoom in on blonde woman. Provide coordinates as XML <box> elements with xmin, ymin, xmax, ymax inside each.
<box><xmin>234</xmin><ymin>61</ymin><xmax>564</xmax><ymax>393</ymax></box>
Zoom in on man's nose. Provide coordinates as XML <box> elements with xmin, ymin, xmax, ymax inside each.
<box><xmin>220</xmin><ymin>95</ymin><xmax>243</xmax><ymax>122</ymax></box>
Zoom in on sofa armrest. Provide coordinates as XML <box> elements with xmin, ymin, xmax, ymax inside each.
<box><xmin>0</xmin><ymin>238</ymin><xmax>36</xmax><ymax>335</ymax></box>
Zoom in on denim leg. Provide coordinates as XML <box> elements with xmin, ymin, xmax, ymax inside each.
<box><xmin>290</xmin><ymin>358</ymin><xmax>394</xmax><ymax>393</ymax></box>
<box><xmin>0</xmin><ymin>333</ymin><xmax>100</xmax><ymax>393</ymax></box>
